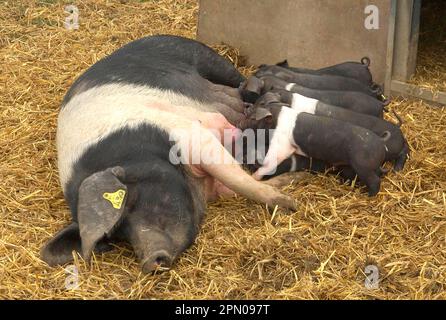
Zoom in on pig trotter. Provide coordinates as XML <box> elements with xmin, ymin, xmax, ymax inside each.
<box><xmin>268</xmin><ymin>195</ymin><xmax>297</xmax><ymax>213</ymax></box>
<box><xmin>360</xmin><ymin>172</ymin><xmax>381</xmax><ymax>197</ymax></box>
<box><xmin>393</xmin><ymin>143</ymin><xmax>410</xmax><ymax>171</ymax></box>
<box><xmin>377</xmin><ymin>166</ymin><xmax>390</xmax><ymax>177</ymax></box>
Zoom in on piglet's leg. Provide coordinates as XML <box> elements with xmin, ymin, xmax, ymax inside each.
<box><xmin>196</xmin><ymin>129</ymin><xmax>297</xmax><ymax>211</ymax></box>
<box><xmin>254</xmin><ymin>132</ymin><xmax>297</xmax><ymax>180</ymax></box>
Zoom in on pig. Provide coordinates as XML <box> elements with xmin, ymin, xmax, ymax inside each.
<box><xmin>251</xmin><ymin>105</ymin><xmax>390</xmax><ymax>196</ymax></box>
<box><xmin>62</xmin><ymin>35</ymin><xmax>249</xmax><ymax>124</ymax></box>
<box><xmin>275</xmin><ymin>58</ymin><xmax>390</xmax><ymax>104</ymax></box>
<box><xmin>239</xmin><ymin>76</ymin><xmax>264</xmax><ymax>103</ymax></box>
<box><xmin>255</xmin><ymin>64</ymin><xmax>380</xmax><ymax>99</ymax></box>
<box><xmin>275</xmin><ymin>57</ymin><xmax>373</xmax><ymax>85</ymax></box>
<box><xmin>41</xmin><ymin>35</ymin><xmax>297</xmax><ymax>273</ymax></box>
<box><xmin>255</xmin><ymin>92</ymin><xmax>409</xmax><ymax>171</ymax></box>
<box><xmin>258</xmin><ymin>76</ymin><xmax>386</xmax><ymax>117</ymax></box>
<box><xmin>241</xmin><ymin>100</ymin><xmax>378</xmax><ymax>184</ymax></box>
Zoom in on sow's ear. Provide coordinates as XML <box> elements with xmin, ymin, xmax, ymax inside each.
<box><xmin>41</xmin><ymin>222</ymin><xmax>82</xmax><ymax>266</ymax></box>
<box><xmin>41</xmin><ymin>166</ymin><xmax>128</xmax><ymax>266</ymax></box>
<box><xmin>77</xmin><ymin>166</ymin><xmax>128</xmax><ymax>262</ymax></box>
<box><xmin>276</xmin><ymin>59</ymin><xmax>289</xmax><ymax>67</ymax></box>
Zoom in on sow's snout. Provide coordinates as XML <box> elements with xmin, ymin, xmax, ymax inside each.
<box><xmin>141</xmin><ymin>249</ymin><xmax>173</xmax><ymax>273</ymax></box>
<box><xmin>132</xmin><ymin>226</ymin><xmax>176</xmax><ymax>273</ymax></box>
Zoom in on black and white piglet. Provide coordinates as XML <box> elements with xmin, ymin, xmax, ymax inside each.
<box><xmin>256</xmin><ymin>92</ymin><xmax>409</xmax><ymax>171</ymax></box>
<box><xmin>258</xmin><ymin>75</ymin><xmax>386</xmax><ymax>117</ymax></box>
<box><xmin>252</xmin><ymin>105</ymin><xmax>390</xmax><ymax>196</ymax></box>
<box><xmin>255</xmin><ymin>64</ymin><xmax>380</xmax><ymax>99</ymax></box>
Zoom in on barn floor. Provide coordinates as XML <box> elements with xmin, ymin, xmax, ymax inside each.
<box><xmin>0</xmin><ymin>0</ymin><xmax>445</xmax><ymax>299</ymax></box>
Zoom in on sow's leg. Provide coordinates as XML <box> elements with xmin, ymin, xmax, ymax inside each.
<box><xmin>138</xmin><ymin>35</ymin><xmax>246</xmax><ymax>88</ymax></box>
<box><xmin>192</xmin><ymin>44</ymin><xmax>245</xmax><ymax>88</ymax></box>
<box><xmin>186</xmin><ymin>127</ymin><xmax>297</xmax><ymax>210</ymax></box>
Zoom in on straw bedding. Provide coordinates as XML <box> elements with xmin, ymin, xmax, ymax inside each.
<box><xmin>0</xmin><ymin>0</ymin><xmax>445</xmax><ymax>299</ymax></box>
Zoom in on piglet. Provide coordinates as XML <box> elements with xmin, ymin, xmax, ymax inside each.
<box><xmin>255</xmin><ymin>65</ymin><xmax>380</xmax><ymax>98</ymax></box>
<box><xmin>256</xmin><ymin>92</ymin><xmax>409</xmax><ymax>171</ymax></box>
<box><xmin>253</xmin><ymin>106</ymin><xmax>390</xmax><ymax>196</ymax></box>
<box><xmin>258</xmin><ymin>76</ymin><xmax>386</xmax><ymax>117</ymax></box>
<box><xmin>275</xmin><ymin>57</ymin><xmax>373</xmax><ymax>86</ymax></box>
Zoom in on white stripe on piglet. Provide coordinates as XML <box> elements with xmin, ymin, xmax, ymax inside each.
<box><xmin>290</xmin><ymin>93</ymin><xmax>318</xmax><ymax>115</ymax></box>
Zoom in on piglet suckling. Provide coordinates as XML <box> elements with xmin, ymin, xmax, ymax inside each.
<box><xmin>253</xmin><ymin>106</ymin><xmax>390</xmax><ymax>196</ymax></box>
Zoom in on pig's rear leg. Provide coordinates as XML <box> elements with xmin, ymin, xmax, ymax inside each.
<box><xmin>393</xmin><ymin>142</ymin><xmax>409</xmax><ymax>171</ymax></box>
<box><xmin>350</xmin><ymin>162</ymin><xmax>382</xmax><ymax>196</ymax></box>
<box><xmin>196</xmin><ymin>53</ymin><xmax>245</xmax><ymax>88</ymax></box>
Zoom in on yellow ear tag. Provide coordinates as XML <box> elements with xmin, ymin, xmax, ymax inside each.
<box><xmin>381</xmin><ymin>94</ymin><xmax>387</xmax><ymax>100</ymax></box>
<box><xmin>103</xmin><ymin>189</ymin><xmax>126</xmax><ymax>209</ymax></box>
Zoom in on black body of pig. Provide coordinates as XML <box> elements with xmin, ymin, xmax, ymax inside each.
<box><xmin>292</xmin><ymin>113</ymin><xmax>388</xmax><ymax>196</ymax></box>
<box><xmin>275</xmin><ymin>57</ymin><xmax>373</xmax><ymax>86</ymax></box>
<box><xmin>261</xmin><ymin>77</ymin><xmax>386</xmax><ymax>117</ymax></box>
<box><xmin>255</xmin><ymin>65</ymin><xmax>379</xmax><ymax>98</ymax></box>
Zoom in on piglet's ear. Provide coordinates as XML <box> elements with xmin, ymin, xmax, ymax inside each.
<box><xmin>276</xmin><ymin>59</ymin><xmax>289</xmax><ymax>67</ymax></box>
<box><xmin>253</xmin><ymin>107</ymin><xmax>273</xmax><ymax>121</ymax></box>
<box><xmin>245</xmin><ymin>76</ymin><xmax>264</xmax><ymax>94</ymax></box>
<box><xmin>78</xmin><ymin>166</ymin><xmax>128</xmax><ymax>262</ymax></box>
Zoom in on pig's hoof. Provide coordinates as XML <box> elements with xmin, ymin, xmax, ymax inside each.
<box><xmin>367</xmin><ymin>187</ymin><xmax>380</xmax><ymax>197</ymax></box>
<box><xmin>269</xmin><ymin>195</ymin><xmax>297</xmax><ymax>213</ymax></box>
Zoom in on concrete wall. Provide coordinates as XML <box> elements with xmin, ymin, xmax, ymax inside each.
<box><xmin>198</xmin><ymin>0</ymin><xmax>392</xmax><ymax>85</ymax></box>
